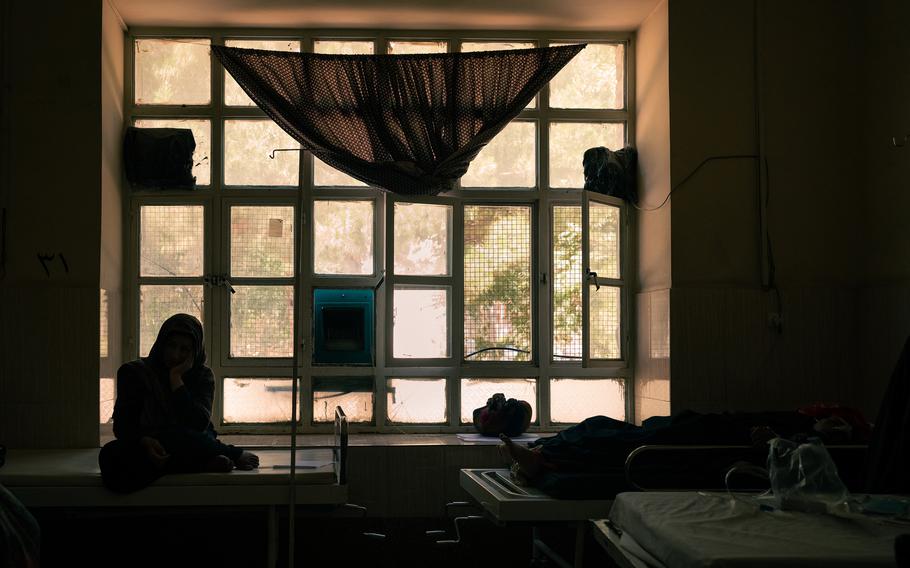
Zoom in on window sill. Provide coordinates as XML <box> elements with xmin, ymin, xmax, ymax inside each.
<box><xmin>98</xmin><ymin>430</ymin><xmax>546</xmax><ymax>448</ymax></box>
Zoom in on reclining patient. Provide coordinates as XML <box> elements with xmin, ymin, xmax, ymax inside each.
<box><xmin>500</xmin><ymin>407</ymin><xmax>870</xmax><ymax>499</ymax></box>
<box><xmin>100</xmin><ymin>314</ymin><xmax>259</xmax><ymax>493</ymax></box>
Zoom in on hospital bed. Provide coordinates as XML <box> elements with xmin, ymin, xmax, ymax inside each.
<box><xmin>447</xmin><ymin>443</ymin><xmax>869</xmax><ymax>568</ymax></box>
<box><xmin>595</xmin><ymin>491</ymin><xmax>908</xmax><ymax>567</ymax></box>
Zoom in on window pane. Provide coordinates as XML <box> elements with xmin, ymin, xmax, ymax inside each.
<box><xmin>140</xmin><ymin>205</ymin><xmax>204</xmax><ymax>277</ymax></box>
<box><xmin>549</xmin><ymin>122</ymin><xmax>624</xmax><ymax>188</ymax></box>
<box><xmin>310</xmin><ymin>40</ymin><xmax>374</xmax><ymax>187</ymax></box>
<box><xmin>550</xmin><ymin>43</ymin><xmax>624</xmax><ymax>109</ymax></box>
<box><xmin>394</xmin><ymin>202</ymin><xmax>451</xmax><ymax>276</ymax></box>
<box><xmin>135</xmin><ymin>38</ymin><xmax>211</xmax><ymax>105</ymax></box>
<box><xmin>230</xmin><ymin>285</ymin><xmax>293</xmax><ymax>357</ymax></box>
<box><xmin>461</xmin><ymin>121</ymin><xmax>536</xmax><ymax>188</ymax></box>
<box><xmin>312</xmin><ymin>377</ymin><xmax>373</xmax><ymax>423</ymax></box>
<box><xmin>461</xmin><ymin>42</ymin><xmax>536</xmax><ymax>108</ymax></box>
<box><xmin>313</xmin><ymin>200</ymin><xmax>373</xmax><ymax>275</ymax></box>
<box><xmin>460</xmin><ymin>378</ymin><xmax>537</xmax><ymax>423</ymax></box>
<box><xmin>464</xmin><ymin>206</ymin><xmax>532</xmax><ymax>361</ymax></box>
<box><xmin>590</xmin><ymin>285</ymin><xmax>621</xmax><ymax>359</ymax></box>
<box><xmin>100</xmin><ymin>378</ymin><xmax>115</xmax><ymax>424</ymax></box>
<box><xmin>393</xmin><ymin>287</ymin><xmax>449</xmax><ymax>359</ymax></box>
<box><xmin>224</xmin><ymin>119</ymin><xmax>299</xmax><ymax>186</ymax></box>
<box><xmin>224</xmin><ymin>39</ymin><xmax>300</xmax><ymax>106</ymax></box>
<box><xmin>314</xmin><ymin>40</ymin><xmax>374</xmax><ymax>55</ymax></box>
<box><xmin>313</xmin><ymin>157</ymin><xmax>368</xmax><ymax>187</ymax></box>
<box><xmin>387</xmin><ymin>378</ymin><xmax>446</xmax><ymax>424</ymax></box>
<box><xmin>388</xmin><ymin>40</ymin><xmax>446</xmax><ymax>54</ymax></box>
<box><xmin>589</xmin><ymin>202</ymin><xmax>620</xmax><ymax>279</ymax></box>
<box><xmin>100</xmin><ymin>289</ymin><xmax>109</xmax><ymax>359</ymax></box>
<box><xmin>134</xmin><ymin>119</ymin><xmax>211</xmax><ymax>186</ymax></box>
<box><xmin>139</xmin><ymin>285</ymin><xmax>203</xmax><ymax>356</ymax></box>
<box><xmin>551</xmin><ymin>378</ymin><xmax>625</xmax><ymax>423</ymax></box>
<box><xmin>223</xmin><ymin>378</ymin><xmax>300</xmax><ymax>423</ymax></box>
<box><xmin>231</xmin><ymin>206</ymin><xmax>295</xmax><ymax>278</ymax></box>
<box><xmin>552</xmin><ymin>206</ymin><xmax>582</xmax><ymax>360</ymax></box>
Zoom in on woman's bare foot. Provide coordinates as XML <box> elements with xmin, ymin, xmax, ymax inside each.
<box><xmin>202</xmin><ymin>454</ymin><xmax>234</xmax><ymax>473</ymax></box>
<box><xmin>233</xmin><ymin>450</ymin><xmax>260</xmax><ymax>471</ymax></box>
<box><xmin>499</xmin><ymin>434</ymin><xmax>545</xmax><ymax>479</ymax></box>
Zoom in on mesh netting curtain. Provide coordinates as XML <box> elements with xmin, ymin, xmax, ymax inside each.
<box><xmin>212</xmin><ymin>44</ymin><xmax>585</xmax><ymax>195</ymax></box>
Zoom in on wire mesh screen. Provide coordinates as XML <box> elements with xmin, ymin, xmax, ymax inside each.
<box><xmin>552</xmin><ymin>206</ymin><xmax>582</xmax><ymax>360</ymax></box>
<box><xmin>134</xmin><ymin>119</ymin><xmax>211</xmax><ymax>186</ymax></box>
<box><xmin>230</xmin><ymin>285</ymin><xmax>294</xmax><ymax>358</ymax></box>
<box><xmin>100</xmin><ymin>288</ymin><xmax>109</xmax><ymax>359</ymax></box>
<box><xmin>223</xmin><ymin>378</ymin><xmax>300</xmax><ymax>423</ymax></box>
<box><xmin>231</xmin><ymin>206</ymin><xmax>295</xmax><ymax>278</ymax></box>
<box><xmin>550</xmin><ymin>378</ymin><xmax>625</xmax><ymax>423</ymax></box>
<box><xmin>140</xmin><ymin>205</ymin><xmax>204</xmax><ymax>277</ymax></box>
<box><xmin>590</xmin><ymin>285</ymin><xmax>621</xmax><ymax>359</ymax></box>
<box><xmin>139</xmin><ymin>285</ymin><xmax>204</xmax><ymax>356</ymax></box>
<box><xmin>463</xmin><ymin>205</ymin><xmax>532</xmax><ymax>362</ymax></box>
<box><xmin>460</xmin><ymin>378</ymin><xmax>537</xmax><ymax>423</ymax></box>
<box><xmin>387</xmin><ymin>378</ymin><xmax>447</xmax><ymax>424</ymax></box>
<box><xmin>313</xmin><ymin>200</ymin><xmax>373</xmax><ymax>275</ymax></box>
<box><xmin>589</xmin><ymin>202</ymin><xmax>620</xmax><ymax>279</ymax></box>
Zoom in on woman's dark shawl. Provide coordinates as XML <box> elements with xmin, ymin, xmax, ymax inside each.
<box><xmin>211</xmin><ymin>44</ymin><xmax>585</xmax><ymax>195</ymax></box>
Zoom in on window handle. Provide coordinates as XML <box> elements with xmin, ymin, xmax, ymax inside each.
<box><xmin>203</xmin><ymin>274</ymin><xmax>235</xmax><ymax>294</ymax></box>
<box><xmin>221</xmin><ymin>274</ymin><xmax>236</xmax><ymax>294</ymax></box>
<box><xmin>586</xmin><ymin>269</ymin><xmax>600</xmax><ymax>291</ymax></box>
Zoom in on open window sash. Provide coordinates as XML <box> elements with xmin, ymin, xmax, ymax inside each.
<box><xmin>582</xmin><ymin>191</ymin><xmax>626</xmax><ymax>367</ymax></box>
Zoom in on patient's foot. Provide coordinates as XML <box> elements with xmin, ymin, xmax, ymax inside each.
<box><xmin>202</xmin><ymin>454</ymin><xmax>234</xmax><ymax>473</ymax></box>
<box><xmin>233</xmin><ymin>450</ymin><xmax>260</xmax><ymax>471</ymax></box>
<box><xmin>499</xmin><ymin>434</ymin><xmax>545</xmax><ymax>479</ymax></box>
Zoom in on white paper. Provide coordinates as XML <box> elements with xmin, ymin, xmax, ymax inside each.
<box><xmin>272</xmin><ymin>459</ymin><xmax>334</xmax><ymax>469</ymax></box>
<box><xmin>456</xmin><ymin>433</ymin><xmax>540</xmax><ymax>444</ymax></box>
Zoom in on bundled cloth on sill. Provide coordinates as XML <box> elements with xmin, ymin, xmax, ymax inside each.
<box><xmin>211</xmin><ymin>44</ymin><xmax>584</xmax><ymax>196</ymax></box>
<box><xmin>583</xmin><ymin>146</ymin><xmax>638</xmax><ymax>204</ymax></box>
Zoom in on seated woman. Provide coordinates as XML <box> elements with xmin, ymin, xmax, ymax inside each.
<box><xmin>99</xmin><ymin>314</ymin><xmax>259</xmax><ymax>493</ymax></box>
<box><xmin>500</xmin><ymin>408</ymin><xmax>870</xmax><ymax>499</ymax></box>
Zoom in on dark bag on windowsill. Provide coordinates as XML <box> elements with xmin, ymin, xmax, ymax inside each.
<box><xmin>124</xmin><ymin>126</ymin><xmax>196</xmax><ymax>190</ymax></box>
<box><xmin>473</xmin><ymin>393</ymin><xmax>533</xmax><ymax>437</ymax></box>
<box><xmin>583</xmin><ymin>146</ymin><xmax>638</xmax><ymax>204</ymax></box>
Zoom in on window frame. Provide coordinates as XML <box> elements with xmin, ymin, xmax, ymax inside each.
<box><xmin>114</xmin><ymin>28</ymin><xmax>636</xmax><ymax>436</ymax></box>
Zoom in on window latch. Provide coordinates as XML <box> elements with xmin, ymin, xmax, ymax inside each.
<box><xmin>204</xmin><ymin>274</ymin><xmax>235</xmax><ymax>294</ymax></box>
<box><xmin>586</xmin><ymin>270</ymin><xmax>600</xmax><ymax>291</ymax></box>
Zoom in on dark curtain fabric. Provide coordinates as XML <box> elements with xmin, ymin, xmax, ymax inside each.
<box><xmin>865</xmin><ymin>336</ymin><xmax>910</xmax><ymax>493</ymax></box>
<box><xmin>211</xmin><ymin>44</ymin><xmax>585</xmax><ymax>195</ymax></box>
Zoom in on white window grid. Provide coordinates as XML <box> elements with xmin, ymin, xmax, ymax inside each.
<box><xmin>118</xmin><ymin>30</ymin><xmax>636</xmax><ymax>434</ymax></box>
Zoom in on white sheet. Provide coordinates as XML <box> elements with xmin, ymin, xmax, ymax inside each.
<box><xmin>609</xmin><ymin>492</ymin><xmax>906</xmax><ymax>567</ymax></box>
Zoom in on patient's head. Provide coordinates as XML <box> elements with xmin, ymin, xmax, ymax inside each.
<box><xmin>812</xmin><ymin>415</ymin><xmax>853</xmax><ymax>444</ymax></box>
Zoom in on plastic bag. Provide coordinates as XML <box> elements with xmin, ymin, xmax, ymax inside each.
<box><xmin>768</xmin><ymin>437</ymin><xmax>849</xmax><ymax>512</ymax></box>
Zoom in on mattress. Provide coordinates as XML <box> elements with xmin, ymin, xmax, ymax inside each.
<box><xmin>609</xmin><ymin>491</ymin><xmax>906</xmax><ymax>567</ymax></box>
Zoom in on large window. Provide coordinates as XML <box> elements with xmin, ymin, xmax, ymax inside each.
<box><xmin>114</xmin><ymin>32</ymin><xmax>633</xmax><ymax>433</ymax></box>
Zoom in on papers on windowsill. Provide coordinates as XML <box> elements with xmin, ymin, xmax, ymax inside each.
<box><xmin>456</xmin><ymin>433</ymin><xmax>540</xmax><ymax>444</ymax></box>
<box><xmin>272</xmin><ymin>459</ymin><xmax>334</xmax><ymax>469</ymax></box>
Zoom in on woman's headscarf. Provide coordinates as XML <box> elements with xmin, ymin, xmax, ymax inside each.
<box><xmin>146</xmin><ymin>313</ymin><xmax>207</xmax><ymax>374</ymax></box>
